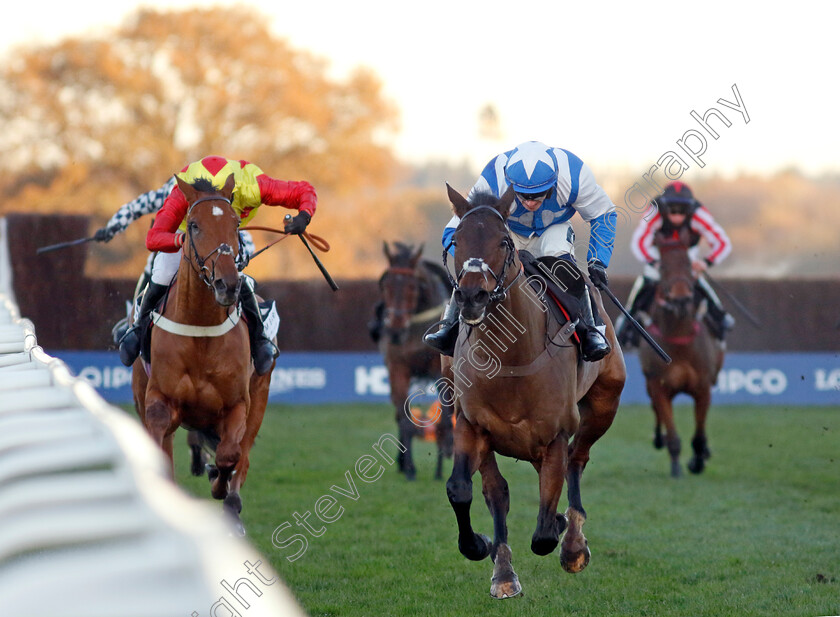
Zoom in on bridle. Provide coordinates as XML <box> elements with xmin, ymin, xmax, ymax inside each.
<box><xmin>184</xmin><ymin>195</ymin><xmax>239</xmax><ymax>289</ymax></box>
<box><xmin>443</xmin><ymin>205</ymin><xmax>521</xmax><ymax>304</ymax></box>
<box><xmin>380</xmin><ymin>266</ymin><xmax>420</xmax><ymax>323</ymax></box>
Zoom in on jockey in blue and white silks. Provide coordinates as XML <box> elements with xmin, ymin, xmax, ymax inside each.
<box><xmin>425</xmin><ymin>140</ymin><xmax>617</xmax><ymax>362</ymax></box>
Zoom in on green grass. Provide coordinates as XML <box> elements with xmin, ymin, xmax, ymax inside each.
<box><xmin>143</xmin><ymin>402</ymin><xmax>839</xmax><ymax>617</ymax></box>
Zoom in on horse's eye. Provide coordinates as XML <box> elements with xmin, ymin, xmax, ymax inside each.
<box><xmin>188</xmin><ymin>222</ymin><xmax>198</xmax><ymax>233</ymax></box>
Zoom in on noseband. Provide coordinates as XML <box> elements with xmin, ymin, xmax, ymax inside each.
<box><xmin>443</xmin><ymin>205</ymin><xmax>521</xmax><ymax>303</ymax></box>
<box><xmin>185</xmin><ymin>195</ymin><xmax>238</xmax><ymax>289</ymax></box>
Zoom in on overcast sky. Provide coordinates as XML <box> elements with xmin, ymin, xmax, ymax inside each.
<box><xmin>3</xmin><ymin>1</ymin><xmax>837</xmax><ymax>176</ymax></box>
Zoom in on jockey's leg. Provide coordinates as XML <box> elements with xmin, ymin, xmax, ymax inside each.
<box><xmin>118</xmin><ymin>281</ymin><xmax>167</xmax><ymax>366</ymax></box>
<box><xmin>696</xmin><ymin>276</ymin><xmax>734</xmax><ymax>339</ymax></box>
<box><xmin>422</xmin><ymin>289</ymin><xmax>459</xmax><ymax>356</ymax></box>
<box><xmin>239</xmin><ymin>276</ymin><xmax>278</xmax><ymax>376</ymax></box>
<box><xmin>533</xmin><ymin>225</ymin><xmax>610</xmax><ymax>362</ymax></box>
<box><xmin>615</xmin><ymin>273</ymin><xmax>658</xmax><ymax>348</ymax></box>
<box><xmin>113</xmin><ymin>254</ymin><xmax>156</xmax><ymax>345</ymax></box>
<box><xmin>119</xmin><ymin>251</ymin><xmax>178</xmax><ymax>366</ymax></box>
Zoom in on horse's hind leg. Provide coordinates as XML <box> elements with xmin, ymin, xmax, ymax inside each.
<box><xmin>446</xmin><ymin>412</ymin><xmax>492</xmax><ymax>563</ymax></box>
<box><xmin>480</xmin><ymin>453</ymin><xmax>520</xmax><ymax>599</ymax></box>
<box><xmin>434</xmin><ymin>400</ymin><xmax>454</xmax><ymax>480</ymax></box>
<box><xmin>687</xmin><ymin>387</ymin><xmax>712</xmax><ymax>474</ymax></box>
<box><xmin>187</xmin><ymin>430</ymin><xmax>209</xmax><ymax>477</ymax></box>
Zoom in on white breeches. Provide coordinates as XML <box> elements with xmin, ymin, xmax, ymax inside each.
<box><xmin>150</xmin><ymin>250</ymin><xmax>182</xmax><ymax>285</ymax></box>
<box><xmin>511</xmin><ymin>222</ymin><xmax>574</xmax><ymax>258</ymax></box>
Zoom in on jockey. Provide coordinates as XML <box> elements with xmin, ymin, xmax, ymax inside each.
<box><xmin>118</xmin><ymin>156</ymin><xmax>317</xmax><ymax>375</ymax></box>
<box><xmin>615</xmin><ymin>181</ymin><xmax>735</xmax><ymax>348</ymax></box>
<box><xmin>95</xmin><ymin>177</ymin><xmax>256</xmax><ymax>341</ymax></box>
<box><xmin>424</xmin><ymin>140</ymin><xmax>616</xmax><ymax>361</ymax></box>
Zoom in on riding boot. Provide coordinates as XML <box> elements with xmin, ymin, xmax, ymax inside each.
<box><xmin>616</xmin><ymin>276</ymin><xmax>658</xmax><ymax>348</ymax></box>
<box><xmin>239</xmin><ymin>281</ymin><xmax>278</xmax><ymax>376</ymax></box>
<box><xmin>696</xmin><ymin>277</ymin><xmax>735</xmax><ymax>340</ymax></box>
<box><xmin>423</xmin><ymin>291</ymin><xmax>460</xmax><ymax>356</ymax></box>
<box><xmin>112</xmin><ymin>270</ymin><xmax>151</xmax><ymax>345</ymax></box>
<box><xmin>368</xmin><ymin>301</ymin><xmax>385</xmax><ymax>344</ymax></box>
<box><xmin>119</xmin><ymin>281</ymin><xmax>168</xmax><ymax>366</ymax></box>
<box><xmin>577</xmin><ymin>286</ymin><xmax>611</xmax><ymax>362</ymax></box>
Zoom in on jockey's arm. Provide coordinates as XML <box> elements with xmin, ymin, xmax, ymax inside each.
<box><xmin>690</xmin><ymin>207</ymin><xmax>731</xmax><ymax>266</ymax></box>
<box><xmin>104</xmin><ymin>177</ymin><xmax>177</xmax><ymax>235</ymax></box>
<box><xmin>257</xmin><ymin>176</ymin><xmax>317</xmax><ymax>217</ymax></box>
<box><xmin>145</xmin><ymin>188</ymin><xmax>189</xmax><ymax>252</ymax></box>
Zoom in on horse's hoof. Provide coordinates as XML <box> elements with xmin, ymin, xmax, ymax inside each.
<box><xmin>687</xmin><ymin>456</ymin><xmax>705</xmax><ymax>474</ymax></box>
<box><xmin>460</xmin><ymin>533</ymin><xmax>492</xmax><ymax>561</ymax></box>
<box><xmin>670</xmin><ymin>461</ymin><xmax>683</xmax><ymax>478</ymax></box>
<box><xmin>490</xmin><ymin>574</ymin><xmax>522</xmax><ymax>599</ymax></box>
<box><xmin>653</xmin><ymin>434</ymin><xmax>664</xmax><ymax>449</ymax></box>
<box><xmin>561</xmin><ymin>545</ymin><xmax>591</xmax><ymax>573</ymax></box>
<box><xmin>531</xmin><ymin>535</ymin><xmax>559</xmax><ymax>556</ymax></box>
<box><xmin>404</xmin><ymin>469</ymin><xmax>417</xmax><ymax>482</ymax></box>
<box><xmin>206</xmin><ymin>464</ymin><xmax>219</xmax><ymax>481</ymax></box>
<box><xmin>190</xmin><ymin>447</ymin><xmax>205</xmax><ymax>477</ymax></box>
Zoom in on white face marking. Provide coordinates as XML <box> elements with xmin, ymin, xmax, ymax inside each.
<box><xmin>212</xmin><ymin>206</ymin><xmax>224</xmax><ymax>217</ymax></box>
<box><xmin>462</xmin><ymin>258</ymin><xmax>491</xmax><ymax>274</ymax></box>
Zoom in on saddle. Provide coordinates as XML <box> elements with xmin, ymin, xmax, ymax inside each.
<box><xmin>518</xmin><ymin>251</ymin><xmax>582</xmax><ymax>335</ymax></box>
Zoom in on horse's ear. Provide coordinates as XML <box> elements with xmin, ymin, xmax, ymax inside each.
<box><xmin>220</xmin><ymin>173</ymin><xmax>235</xmax><ymax>201</ymax></box>
<box><xmin>409</xmin><ymin>243</ymin><xmax>424</xmax><ymax>267</ymax></box>
<box><xmin>446</xmin><ymin>182</ymin><xmax>470</xmax><ymax>218</ymax></box>
<box><xmin>176</xmin><ymin>176</ymin><xmax>196</xmax><ymax>204</ymax></box>
<box><xmin>383</xmin><ymin>241</ymin><xmax>392</xmax><ymax>261</ymax></box>
<box><xmin>497</xmin><ymin>185</ymin><xmax>515</xmax><ymax>219</ymax></box>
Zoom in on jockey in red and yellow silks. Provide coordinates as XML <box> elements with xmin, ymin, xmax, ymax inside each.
<box><xmin>147</xmin><ymin>156</ymin><xmax>316</xmax><ymax>252</ymax></box>
<box><xmin>119</xmin><ymin>156</ymin><xmax>318</xmax><ymax>375</ymax></box>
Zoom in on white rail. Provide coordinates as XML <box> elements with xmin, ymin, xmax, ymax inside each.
<box><xmin>0</xmin><ymin>218</ymin><xmax>305</xmax><ymax>616</ymax></box>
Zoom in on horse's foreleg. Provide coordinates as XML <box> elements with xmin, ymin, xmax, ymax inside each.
<box><xmin>647</xmin><ymin>381</ymin><xmax>681</xmax><ymax>477</ymax></box>
<box><xmin>212</xmin><ymin>401</ymin><xmax>247</xmax><ymax>501</ymax></box>
<box><xmin>478</xmin><ymin>453</ymin><xmax>519</xmax><ymax>599</ymax></box>
<box><xmin>687</xmin><ymin>386</ymin><xmax>712</xmax><ymax>474</ymax></box>
<box><xmin>561</xmin><ymin>385</ymin><xmax>621</xmax><ymax>574</ymax></box>
<box><xmin>143</xmin><ymin>393</ymin><xmax>178</xmax><ymax>476</ymax></box>
<box><xmin>531</xmin><ymin>435</ymin><xmax>569</xmax><ymax>558</ymax></box>
<box><xmin>390</xmin><ymin>366</ymin><xmax>417</xmax><ymax>480</ymax></box>
<box><xmin>446</xmin><ymin>412</ymin><xmax>491</xmax><ymax>562</ymax></box>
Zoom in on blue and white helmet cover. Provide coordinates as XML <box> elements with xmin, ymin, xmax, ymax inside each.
<box><xmin>503</xmin><ymin>141</ymin><xmax>559</xmax><ymax>193</ymax></box>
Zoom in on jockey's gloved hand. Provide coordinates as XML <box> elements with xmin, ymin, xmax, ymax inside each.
<box><xmin>587</xmin><ymin>260</ymin><xmax>608</xmax><ymax>288</ymax></box>
<box><xmin>284</xmin><ymin>211</ymin><xmax>311</xmax><ymax>235</ymax></box>
<box><xmin>94</xmin><ymin>226</ymin><xmax>117</xmax><ymax>243</ymax></box>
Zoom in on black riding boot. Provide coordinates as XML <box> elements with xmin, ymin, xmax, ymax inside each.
<box><xmin>423</xmin><ymin>293</ymin><xmax>460</xmax><ymax>356</ymax></box>
<box><xmin>577</xmin><ymin>286</ymin><xmax>611</xmax><ymax>362</ymax></box>
<box><xmin>616</xmin><ymin>276</ymin><xmax>658</xmax><ymax>348</ymax></box>
<box><xmin>696</xmin><ymin>278</ymin><xmax>734</xmax><ymax>340</ymax></box>
<box><xmin>240</xmin><ymin>283</ymin><xmax>278</xmax><ymax>376</ymax></box>
<box><xmin>119</xmin><ymin>281</ymin><xmax>168</xmax><ymax>366</ymax></box>
<box><xmin>112</xmin><ymin>270</ymin><xmax>151</xmax><ymax>345</ymax></box>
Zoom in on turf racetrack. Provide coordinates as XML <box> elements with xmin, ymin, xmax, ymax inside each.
<box><xmin>162</xmin><ymin>403</ymin><xmax>838</xmax><ymax>617</ymax></box>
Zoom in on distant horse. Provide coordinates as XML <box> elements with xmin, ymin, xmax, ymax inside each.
<box><xmin>131</xmin><ymin>174</ymin><xmax>273</xmax><ymax>535</ymax></box>
<box><xmin>376</xmin><ymin>241</ymin><xmax>454</xmax><ymax>480</ymax></box>
<box><xmin>639</xmin><ymin>226</ymin><xmax>725</xmax><ymax>477</ymax></box>
<box><xmin>443</xmin><ymin>185</ymin><xmax>626</xmax><ymax>598</ymax></box>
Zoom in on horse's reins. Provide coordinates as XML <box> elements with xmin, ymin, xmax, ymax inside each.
<box><xmin>240</xmin><ymin>225</ymin><xmax>331</xmax><ymax>260</ymax></box>
<box><xmin>443</xmin><ymin>205</ymin><xmax>522</xmax><ymax>305</ymax></box>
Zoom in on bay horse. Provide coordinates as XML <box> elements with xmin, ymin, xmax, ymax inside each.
<box><xmin>131</xmin><ymin>174</ymin><xmax>273</xmax><ymax>535</ymax></box>
<box><xmin>443</xmin><ymin>184</ymin><xmax>625</xmax><ymax>598</ymax></box>
<box><xmin>377</xmin><ymin>241</ymin><xmax>454</xmax><ymax>480</ymax></box>
<box><xmin>639</xmin><ymin>226</ymin><xmax>724</xmax><ymax>477</ymax></box>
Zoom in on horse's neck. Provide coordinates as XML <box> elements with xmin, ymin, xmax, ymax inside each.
<box><xmin>469</xmin><ymin>275</ymin><xmax>546</xmax><ymax>364</ymax></box>
<box><xmin>170</xmin><ymin>262</ymin><xmax>230</xmax><ymax>326</ymax></box>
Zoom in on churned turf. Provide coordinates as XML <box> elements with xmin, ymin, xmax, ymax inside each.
<box><xmin>161</xmin><ymin>402</ymin><xmax>839</xmax><ymax>617</ymax></box>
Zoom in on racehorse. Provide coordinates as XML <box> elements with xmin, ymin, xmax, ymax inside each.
<box><xmin>639</xmin><ymin>226</ymin><xmax>725</xmax><ymax>477</ymax></box>
<box><xmin>442</xmin><ymin>184</ymin><xmax>625</xmax><ymax>598</ymax></box>
<box><xmin>131</xmin><ymin>174</ymin><xmax>273</xmax><ymax>535</ymax></box>
<box><xmin>377</xmin><ymin>241</ymin><xmax>454</xmax><ymax>480</ymax></box>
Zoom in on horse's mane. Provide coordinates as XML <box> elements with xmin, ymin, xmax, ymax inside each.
<box><xmin>467</xmin><ymin>190</ymin><xmax>501</xmax><ymax>208</ymax></box>
<box><xmin>190</xmin><ymin>177</ymin><xmax>220</xmax><ymax>194</ymax></box>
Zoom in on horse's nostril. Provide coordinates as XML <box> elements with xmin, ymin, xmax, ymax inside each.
<box><xmin>473</xmin><ymin>290</ymin><xmax>490</xmax><ymax>306</ymax></box>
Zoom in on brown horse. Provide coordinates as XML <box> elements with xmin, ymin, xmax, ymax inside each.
<box><xmin>639</xmin><ymin>226</ymin><xmax>725</xmax><ymax>477</ymax></box>
<box><xmin>377</xmin><ymin>241</ymin><xmax>454</xmax><ymax>480</ymax></box>
<box><xmin>442</xmin><ymin>185</ymin><xmax>625</xmax><ymax>598</ymax></box>
<box><xmin>131</xmin><ymin>174</ymin><xmax>273</xmax><ymax>535</ymax></box>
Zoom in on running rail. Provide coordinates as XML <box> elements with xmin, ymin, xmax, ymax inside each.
<box><xmin>0</xmin><ymin>218</ymin><xmax>306</xmax><ymax>617</ymax></box>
